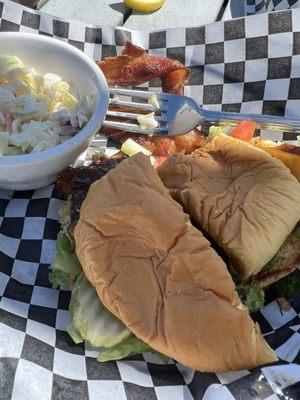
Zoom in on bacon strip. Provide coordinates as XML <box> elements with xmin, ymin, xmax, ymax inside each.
<box><xmin>97</xmin><ymin>41</ymin><xmax>189</xmax><ymax>94</ymax></box>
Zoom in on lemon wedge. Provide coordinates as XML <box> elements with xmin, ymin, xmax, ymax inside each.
<box><xmin>125</xmin><ymin>0</ymin><xmax>165</xmax><ymax>12</ymax></box>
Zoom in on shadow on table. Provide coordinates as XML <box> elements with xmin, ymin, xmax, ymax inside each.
<box><xmin>109</xmin><ymin>2</ymin><xmax>128</xmax><ymax>14</ymax></box>
<box><xmin>109</xmin><ymin>2</ymin><xmax>133</xmax><ymax>23</ymax></box>
<box><xmin>229</xmin><ymin>0</ymin><xmax>245</xmax><ymax>18</ymax></box>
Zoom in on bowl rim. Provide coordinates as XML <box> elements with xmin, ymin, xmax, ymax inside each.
<box><xmin>0</xmin><ymin>32</ymin><xmax>109</xmax><ymax>166</ymax></box>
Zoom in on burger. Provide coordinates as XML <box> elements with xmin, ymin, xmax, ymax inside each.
<box><xmin>49</xmin><ymin>131</ymin><xmax>300</xmax><ymax>372</ymax></box>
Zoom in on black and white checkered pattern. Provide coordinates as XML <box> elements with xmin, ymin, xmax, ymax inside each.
<box><xmin>246</xmin><ymin>0</ymin><xmax>300</xmax><ymax>14</ymax></box>
<box><xmin>0</xmin><ymin>1</ymin><xmax>300</xmax><ymax>399</ymax></box>
<box><xmin>0</xmin><ymin>1</ymin><xmax>300</xmax><ymax>141</ymax></box>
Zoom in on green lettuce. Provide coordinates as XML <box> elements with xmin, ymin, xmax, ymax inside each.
<box><xmin>49</xmin><ymin>204</ymin><xmax>166</xmax><ymax>363</ymax></box>
<box><xmin>237</xmin><ymin>284</ymin><xmax>265</xmax><ymax>312</ymax></box>
<box><xmin>209</xmin><ymin>125</ymin><xmax>225</xmax><ymax>137</ymax></box>
<box><xmin>98</xmin><ymin>335</ymin><xmax>150</xmax><ymax>362</ymax></box>
<box><xmin>49</xmin><ymin>268</ymin><xmax>73</xmax><ymax>289</ymax></box>
<box><xmin>68</xmin><ymin>273</ymin><xmax>168</xmax><ymax>362</ymax></box>
<box><xmin>49</xmin><ymin>233</ymin><xmax>82</xmax><ymax>288</ymax></box>
<box><xmin>268</xmin><ymin>273</ymin><xmax>300</xmax><ymax>301</ymax></box>
<box><xmin>97</xmin><ymin>335</ymin><xmax>169</xmax><ymax>363</ymax></box>
<box><xmin>67</xmin><ymin>272</ymin><xmax>169</xmax><ymax>362</ymax></box>
<box><xmin>244</xmin><ymin>285</ymin><xmax>265</xmax><ymax>312</ymax></box>
<box><xmin>58</xmin><ymin>197</ymin><xmax>71</xmax><ymax>234</ymax></box>
<box><xmin>68</xmin><ymin>273</ymin><xmax>131</xmax><ymax>348</ymax></box>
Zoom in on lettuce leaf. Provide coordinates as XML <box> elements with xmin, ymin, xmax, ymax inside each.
<box><xmin>209</xmin><ymin>125</ymin><xmax>224</xmax><ymax>137</ymax></box>
<box><xmin>49</xmin><ymin>233</ymin><xmax>82</xmax><ymax>288</ymax></box>
<box><xmin>98</xmin><ymin>335</ymin><xmax>150</xmax><ymax>362</ymax></box>
<box><xmin>98</xmin><ymin>336</ymin><xmax>170</xmax><ymax>363</ymax></box>
<box><xmin>237</xmin><ymin>284</ymin><xmax>265</xmax><ymax>312</ymax></box>
<box><xmin>68</xmin><ymin>273</ymin><xmax>131</xmax><ymax>348</ymax></box>
<box><xmin>244</xmin><ymin>285</ymin><xmax>265</xmax><ymax>311</ymax></box>
<box><xmin>49</xmin><ymin>268</ymin><xmax>72</xmax><ymax>290</ymax></box>
<box><xmin>58</xmin><ymin>197</ymin><xmax>71</xmax><ymax>234</ymax></box>
<box><xmin>68</xmin><ymin>273</ymin><xmax>169</xmax><ymax>362</ymax></box>
<box><xmin>268</xmin><ymin>272</ymin><xmax>300</xmax><ymax>301</ymax></box>
<box><xmin>66</xmin><ymin>319</ymin><xmax>84</xmax><ymax>344</ymax></box>
<box><xmin>49</xmin><ymin>205</ymin><xmax>168</xmax><ymax>362</ymax></box>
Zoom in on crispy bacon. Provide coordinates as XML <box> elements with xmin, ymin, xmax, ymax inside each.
<box><xmin>97</xmin><ymin>41</ymin><xmax>189</xmax><ymax>94</ymax></box>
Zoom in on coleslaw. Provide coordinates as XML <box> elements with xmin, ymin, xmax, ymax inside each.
<box><xmin>0</xmin><ymin>55</ymin><xmax>92</xmax><ymax>156</ymax></box>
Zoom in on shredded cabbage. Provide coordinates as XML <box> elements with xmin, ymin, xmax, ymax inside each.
<box><xmin>0</xmin><ymin>132</ymin><xmax>9</xmax><ymax>156</ymax></box>
<box><xmin>0</xmin><ymin>55</ymin><xmax>23</xmax><ymax>75</ymax></box>
<box><xmin>0</xmin><ymin>55</ymin><xmax>92</xmax><ymax>156</ymax></box>
<box><xmin>121</xmin><ymin>138</ymin><xmax>152</xmax><ymax>157</ymax></box>
<box><xmin>137</xmin><ymin>112</ymin><xmax>158</xmax><ymax>130</ymax></box>
<box><xmin>149</xmin><ymin>94</ymin><xmax>160</xmax><ymax>108</ymax></box>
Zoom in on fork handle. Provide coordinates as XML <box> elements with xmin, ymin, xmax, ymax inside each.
<box><xmin>202</xmin><ymin>109</ymin><xmax>300</xmax><ymax>134</ymax></box>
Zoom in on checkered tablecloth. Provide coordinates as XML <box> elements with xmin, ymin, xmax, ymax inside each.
<box><xmin>0</xmin><ymin>1</ymin><xmax>300</xmax><ymax>399</ymax></box>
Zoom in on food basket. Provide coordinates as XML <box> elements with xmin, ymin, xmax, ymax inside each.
<box><xmin>0</xmin><ymin>1</ymin><xmax>299</xmax><ymax>399</ymax></box>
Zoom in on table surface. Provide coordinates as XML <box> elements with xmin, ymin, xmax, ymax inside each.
<box><xmin>37</xmin><ymin>0</ymin><xmax>245</xmax><ymax>29</ymax></box>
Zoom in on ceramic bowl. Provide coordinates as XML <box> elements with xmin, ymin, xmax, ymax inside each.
<box><xmin>0</xmin><ymin>32</ymin><xmax>109</xmax><ymax>190</ymax></box>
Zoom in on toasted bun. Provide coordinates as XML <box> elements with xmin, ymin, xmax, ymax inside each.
<box><xmin>158</xmin><ymin>136</ymin><xmax>300</xmax><ymax>280</ymax></box>
<box><xmin>74</xmin><ymin>153</ymin><xmax>276</xmax><ymax>372</ymax></box>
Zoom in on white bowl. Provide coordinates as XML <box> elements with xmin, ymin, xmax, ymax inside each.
<box><xmin>0</xmin><ymin>33</ymin><xmax>109</xmax><ymax>190</ymax></box>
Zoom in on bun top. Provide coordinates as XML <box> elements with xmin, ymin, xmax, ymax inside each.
<box><xmin>158</xmin><ymin>135</ymin><xmax>300</xmax><ymax>279</ymax></box>
<box><xmin>75</xmin><ymin>153</ymin><xmax>276</xmax><ymax>372</ymax></box>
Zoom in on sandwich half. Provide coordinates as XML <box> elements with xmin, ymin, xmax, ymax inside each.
<box><xmin>158</xmin><ymin>135</ymin><xmax>300</xmax><ymax>307</ymax></box>
<box><xmin>73</xmin><ymin>153</ymin><xmax>276</xmax><ymax>372</ymax></box>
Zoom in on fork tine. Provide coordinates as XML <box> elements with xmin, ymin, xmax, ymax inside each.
<box><xmin>107</xmin><ymin>110</ymin><xmax>142</xmax><ymax>119</ymax></box>
<box><xmin>109</xmin><ymin>87</ymin><xmax>158</xmax><ymax>98</ymax></box>
<box><xmin>158</xmin><ymin>102</ymin><xmax>169</xmax><ymax>111</ymax></box>
<box><xmin>107</xmin><ymin>110</ymin><xmax>167</xmax><ymax>122</ymax></box>
<box><xmin>109</xmin><ymin>98</ymin><xmax>156</xmax><ymax>111</ymax></box>
<box><xmin>102</xmin><ymin>120</ymin><xmax>168</xmax><ymax>135</ymax></box>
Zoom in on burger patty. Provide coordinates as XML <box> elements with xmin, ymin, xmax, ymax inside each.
<box><xmin>57</xmin><ymin>156</ymin><xmax>126</xmax><ymax>237</ymax></box>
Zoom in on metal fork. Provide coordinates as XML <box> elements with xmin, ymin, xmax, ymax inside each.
<box><xmin>102</xmin><ymin>87</ymin><xmax>300</xmax><ymax>136</ymax></box>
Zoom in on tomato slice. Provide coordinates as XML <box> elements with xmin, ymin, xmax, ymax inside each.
<box><xmin>154</xmin><ymin>156</ymin><xmax>167</xmax><ymax>168</ymax></box>
<box><xmin>229</xmin><ymin>121</ymin><xmax>256</xmax><ymax>142</ymax></box>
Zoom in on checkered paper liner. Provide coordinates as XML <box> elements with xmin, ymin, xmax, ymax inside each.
<box><xmin>0</xmin><ymin>1</ymin><xmax>300</xmax><ymax>399</ymax></box>
<box><xmin>246</xmin><ymin>0</ymin><xmax>300</xmax><ymax>15</ymax></box>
